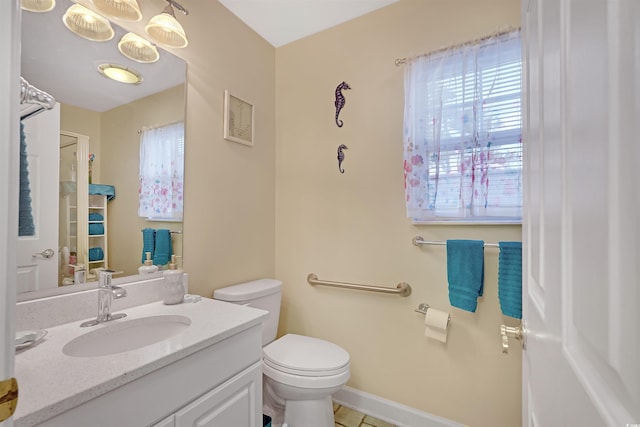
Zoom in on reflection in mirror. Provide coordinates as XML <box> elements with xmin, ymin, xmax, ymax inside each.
<box><xmin>19</xmin><ymin>0</ymin><xmax>186</xmax><ymax>300</ymax></box>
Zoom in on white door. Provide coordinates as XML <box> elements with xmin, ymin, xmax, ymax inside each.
<box><xmin>522</xmin><ymin>0</ymin><xmax>639</xmax><ymax>426</ymax></box>
<box><xmin>16</xmin><ymin>105</ymin><xmax>60</xmax><ymax>293</ymax></box>
<box><xmin>1</xmin><ymin>1</ymin><xmax>20</xmax><ymax>426</ymax></box>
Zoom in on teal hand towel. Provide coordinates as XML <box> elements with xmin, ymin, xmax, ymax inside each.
<box><xmin>498</xmin><ymin>241</ymin><xmax>522</xmax><ymax>319</ymax></box>
<box><xmin>88</xmin><ymin>223</ymin><xmax>104</xmax><ymax>235</ymax></box>
<box><xmin>142</xmin><ymin>228</ymin><xmax>155</xmax><ymax>263</ymax></box>
<box><xmin>447</xmin><ymin>240</ymin><xmax>485</xmax><ymax>312</ymax></box>
<box><xmin>153</xmin><ymin>229</ymin><xmax>173</xmax><ymax>266</ymax></box>
<box><xmin>88</xmin><ymin>247</ymin><xmax>104</xmax><ymax>262</ymax></box>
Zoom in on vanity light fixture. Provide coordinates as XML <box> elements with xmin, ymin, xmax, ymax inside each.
<box><xmin>97</xmin><ymin>63</ymin><xmax>143</xmax><ymax>85</ymax></box>
<box><xmin>63</xmin><ymin>4</ymin><xmax>114</xmax><ymax>42</ymax></box>
<box><xmin>118</xmin><ymin>32</ymin><xmax>160</xmax><ymax>63</ymax></box>
<box><xmin>21</xmin><ymin>0</ymin><xmax>55</xmax><ymax>13</ymax></box>
<box><xmin>145</xmin><ymin>0</ymin><xmax>189</xmax><ymax>49</ymax></box>
<box><xmin>90</xmin><ymin>0</ymin><xmax>142</xmax><ymax>22</ymax></box>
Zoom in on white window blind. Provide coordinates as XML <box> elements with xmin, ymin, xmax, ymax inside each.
<box><xmin>403</xmin><ymin>30</ymin><xmax>522</xmax><ymax>223</ymax></box>
<box><xmin>138</xmin><ymin>122</ymin><xmax>184</xmax><ymax>220</ymax></box>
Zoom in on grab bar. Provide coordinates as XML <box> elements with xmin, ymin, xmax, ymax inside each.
<box><xmin>307</xmin><ymin>273</ymin><xmax>412</xmax><ymax>297</ymax></box>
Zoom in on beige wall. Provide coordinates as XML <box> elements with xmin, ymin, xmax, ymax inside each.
<box><xmin>274</xmin><ymin>1</ymin><xmax>522</xmax><ymax>426</ymax></box>
<box><xmin>100</xmin><ymin>85</ymin><xmax>185</xmax><ymax>276</ymax></box>
<box><xmin>60</xmin><ymin>104</ymin><xmax>101</xmax><ymax>182</ymax></box>
<box><xmin>60</xmin><ymin>86</ymin><xmax>185</xmax><ymax>277</ymax></box>
<box><xmin>175</xmin><ymin>1</ymin><xmax>277</xmax><ymax>295</ymax></box>
<box><xmin>113</xmin><ymin>0</ymin><xmax>521</xmax><ymax>425</ymax></box>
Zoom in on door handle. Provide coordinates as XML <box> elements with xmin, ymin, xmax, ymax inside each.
<box><xmin>501</xmin><ymin>323</ymin><xmax>525</xmax><ymax>354</ymax></box>
<box><xmin>32</xmin><ymin>248</ymin><xmax>55</xmax><ymax>259</ymax></box>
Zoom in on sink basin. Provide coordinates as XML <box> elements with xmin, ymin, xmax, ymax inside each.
<box><xmin>63</xmin><ymin>315</ymin><xmax>191</xmax><ymax>357</ymax></box>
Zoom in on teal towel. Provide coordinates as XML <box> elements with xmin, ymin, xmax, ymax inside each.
<box><xmin>498</xmin><ymin>241</ymin><xmax>522</xmax><ymax>319</ymax></box>
<box><xmin>142</xmin><ymin>228</ymin><xmax>155</xmax><ymax>263</ymax></box>
<box><xmin>19</xmin><ymin>121</ymin><xmax>35</xmax><ymax>237</ymax></box>
<box><xmin>153</xmin><ymin>229</ymin><xmax>172</xmax><ymax>266</ymax></box>
<box><xmin>447</xmin><ymin>240</ymin><xmax>485</xmax><ymax>312</ymax></box>
<box><xmin>89</xmin><ymin>213</ymin><xmax>104</xmax><ymax>221</ymax></box>
<box><xmin>89</xmin><ymin>184</ymin><xmax>116</xmax><ymax>201</ymax></box>
<box><xmin>88</xmin><ymin>223</ymin><xmax>104</xmax><ymax>235</ymax></box>
<box><xmin>88</xmin><ymin>247</ymin><xmax>104</xmax><ymax>261</ymax></box>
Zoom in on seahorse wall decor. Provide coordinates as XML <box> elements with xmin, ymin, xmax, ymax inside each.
<box><xmin>334</xmin><ymin>81</ymin><xmax>351</xmax><ymax>127</ymax></box>
<box><xmin>337</xmin><ymin>144</ymin><xmax>348</xmax><ymax>173</ymax></box>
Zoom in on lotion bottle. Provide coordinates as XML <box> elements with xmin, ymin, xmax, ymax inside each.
<box><xmin>162</xmin><ymin>255</ymin><xmax>184</xmax><ymax>305</ymax></box>
<box><xmin>138</xmin><ymin>252</ymin><xmax>159</xmax><ymax>275</ymax></box>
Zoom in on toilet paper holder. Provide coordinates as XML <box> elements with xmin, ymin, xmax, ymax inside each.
<box><xmin>414</xmin><ymin>303</ymin><xmax>431</xmax><ymax>315</ymax></box>
<box><xmin>415</xmin><ymin>303</ymin><xmax>451</xmax><ymax>322</ymax></box>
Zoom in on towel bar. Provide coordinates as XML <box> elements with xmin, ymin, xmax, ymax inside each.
<box><xmin>307</xmin><ymin>273</ymin><xmax>411</xmax><ymax>297</ymax></box>
<box><xmin>412</xmin><ymin>236</ymin><xmax>500</xmax><ymax>248</ymax></box>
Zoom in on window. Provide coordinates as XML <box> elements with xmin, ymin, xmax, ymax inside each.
<box><xmin>403</xmin><ymin>30</ymin><xmax>522</xmax><ymax>223</ymax></box>
<box><xmin>138</xmin><ymin>122</ymin><xmax>184</xmax><ymax>221</ymax></box>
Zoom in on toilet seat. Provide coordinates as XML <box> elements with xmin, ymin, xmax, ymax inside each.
<box><xmin>262</xmin><ymin>334</ymin><xmax>350</xmax><ymax>389</ymax></box>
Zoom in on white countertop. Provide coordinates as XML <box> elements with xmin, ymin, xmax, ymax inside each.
<box><xmin>14</xmin><ymin>298</ymin><xmax>267</xmax><ymax>426</ymax></box>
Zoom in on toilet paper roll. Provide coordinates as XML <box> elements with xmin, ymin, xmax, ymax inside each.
<box><xmin>424</xmin><ymin>308</ymin><xmax>450</xmax><ymax>343</ymax></box>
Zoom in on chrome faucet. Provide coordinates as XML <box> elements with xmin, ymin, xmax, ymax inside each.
<box><xmin>80</xmin><ymin>270</ymin><xmax>127</xmax><ymax>327</ymax></box>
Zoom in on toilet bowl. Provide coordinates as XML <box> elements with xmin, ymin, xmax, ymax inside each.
<box><xmin>213</xmin><ymin>279</ymin><xmax>350</xmax><ymax>427</ymax></box>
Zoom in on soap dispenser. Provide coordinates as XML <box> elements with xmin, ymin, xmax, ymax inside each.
<box><xmin>138</xmin><ymin>252</ymin><xmax>159</xmax><ymax>275</ymax></box>
<box><xmin>162</xmin><ymin>255</ymin><xmax>184</xmax><ymax>305</ymax></box>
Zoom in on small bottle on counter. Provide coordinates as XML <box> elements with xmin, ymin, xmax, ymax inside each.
<box><xmin>73</xmin><ymin>264</ymin><xmax>85</xmax><ymax>284</ymax></box>
<box><xmin>162</xmin><ymin>255</ymin><xmax>184</xmax><ymax>305</ymax></box>
<box><xmin>138</xmin><ymin>252</ymin><xmax>159</xmax><ymax>275</ymax></box>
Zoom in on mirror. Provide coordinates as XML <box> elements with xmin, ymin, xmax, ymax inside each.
<box><xmin>19</xmin><ymin>0</ymin><xmax>186</xmax><ymax>299</ymax></box>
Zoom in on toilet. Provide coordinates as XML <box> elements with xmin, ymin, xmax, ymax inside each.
<box><xmin>213</xmin><ymin>279</ymin><xmax>350</xmax><ymax>427</ymax></box>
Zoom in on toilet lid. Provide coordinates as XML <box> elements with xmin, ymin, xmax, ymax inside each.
<box><xmin>263</xmin><ymin>334</ymin><xmax>350</xmax><ymax>376</ymax></box>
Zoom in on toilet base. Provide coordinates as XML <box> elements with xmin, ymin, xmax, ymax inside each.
<box><xmin>283</xmin><ymin>395</ymin><xmax>334</xmax><ymax>427</ymax></box>
<box><xmin>263</xmin><ymin>378</ymin><xmax>339</xmax><ymax>427</ymax></box>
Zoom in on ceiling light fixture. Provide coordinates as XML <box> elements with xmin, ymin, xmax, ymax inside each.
<box><xmin>118</xmin><ymin>32</ymin><xmax>160</xmax><ymax>63</ymax></box>
<box><xmin>90</xmin><ymin>0</ymin><xmax>142</xmax><ymax>22</ymax></box>
<box><xmin>63</xmin><ymin>4</ymin><xmax>114</xmax><ymax>42</ymax></box>
<box><xmin>21</xmin><ymin>0</ymin><xmax>56</xmax><ymax>13</ymax></box>
<box><xmin>97</xmin><ymin>63</ymin><xmax>143</xmax><ymax>84</ymax></box>
<box><xmin>145</xmin><ymin>0</ymin><xmax>189</xmax><ymax>49</ymax></box>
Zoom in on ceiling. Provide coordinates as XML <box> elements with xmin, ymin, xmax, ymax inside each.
<box><xmin>217</xmin><ymin>0</ymin><xmax>400</xmax><ymax>47</ymax></box>
<box><xmin>20</xmin><ymin>0</ymin><xmax>397</xmax><ymax>113</ymax></box>
<box><xmin>21</xmin><ymin>0</ymin><xmax>186</xmax><ymax>112</ymax></box>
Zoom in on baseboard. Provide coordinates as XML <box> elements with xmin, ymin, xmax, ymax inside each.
<box><xmin>333</xmin><ymin>386</ymin><xmax>465</xmax><ymax>427</ymax></box>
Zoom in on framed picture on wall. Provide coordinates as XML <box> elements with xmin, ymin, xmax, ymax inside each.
<box><xmin>223</xmin><ymin>90</ymin><xmax>254</xmax><ymax>146</ymax></box>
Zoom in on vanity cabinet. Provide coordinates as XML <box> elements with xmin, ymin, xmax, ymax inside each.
<box><xmin>153</xmin><ymin>362</ymin><xmax>262</xmax><ymax>427</ymax></box>
<box><xmin>34</xmin><ymin>323</ymin><xmax>264</xmax><ymax>427</ymax></box>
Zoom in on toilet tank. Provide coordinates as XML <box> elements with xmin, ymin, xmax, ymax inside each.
<box><xmin>213</xmin><ymin>279</ymin><xmax>282</xmax><ymax>346</ymax></box>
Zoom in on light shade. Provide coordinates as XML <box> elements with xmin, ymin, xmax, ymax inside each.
<box><xmin>145</xmin><ymin>4</ymin><xmax>188</xmax><ymax>48</ymax></box>
<box><xmin>91</xmin><ymin>0</ymin><xmax>142</xmax><ymax>22</ymax></box>
<box><xmin>21</xmin><ymin>0</ymin><xmax>55</xmax><ymax>12</ymax></box>
<box><xmin>63</xmin><ymin>4</ymin><xmax>114</xmax><ymax>42</ymax></box>
<box><xmin>97</xmin><ymin>63</ymin><xmax>143</xmax><ymax>84</ymax></box>
<box><xmin>118</xmin><ymin>33</ymin><xmax>160</xmax><ymax>63</ymax></box>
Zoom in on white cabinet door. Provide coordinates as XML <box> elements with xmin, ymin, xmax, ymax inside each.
<box><xmin>522</xmin><ymin>0</ymin><xmax>640</xmax><ymax>425</ymax></box>
<box><xmin>175</xmin><ymin>362</ymin><xmax>262</xmax><ymax>427</ymax></box>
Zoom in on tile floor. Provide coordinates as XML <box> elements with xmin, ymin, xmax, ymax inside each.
<box><xmin>333</xmin><ymin>402</ymin><xmax>397</xmax><ymax>427</ymax></box>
